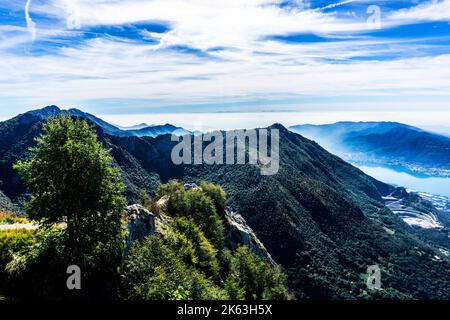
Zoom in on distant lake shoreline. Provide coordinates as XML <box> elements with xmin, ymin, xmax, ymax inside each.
<box><xmin>357</xmin><ymin>165</ymin><xmax>450</xmax><ymax>198</ymax></box>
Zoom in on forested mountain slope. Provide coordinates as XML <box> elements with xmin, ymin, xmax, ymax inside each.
<box><xmin>1</xmin><ymin>109</ymin><xmax>449</xmax><ymax>299</ymax></box>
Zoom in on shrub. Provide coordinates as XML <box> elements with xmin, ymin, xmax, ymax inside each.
<box><xmin>183</xmin><ymin>189</ymin><xmax>225</xmax><ymax>250</ymax></box>
<box><xmin>156</xmin><ymin>180</ymin><xmax>186</xmax><ymax>214</ymax></box>
<box><xmin>138</xmin><ymin>190</ymin><xmax>160</xmax><ymax>217</ymax></box>
<box><xmin>172</xmin><ymin>217</ymin><xmax>220</xmax><ymax>279</ymax></box>
<box><xmin>156</xmin><ymin>181</ymin><xmax>225</xmax><ymax>251</ymax></box>
<box><xmin>224</xmin><ymin>276</ymin><xmax>245</xmax><ymax>300</ymax></box>
<box><xmin>0</xmin><ymin>228</ymin><xmax>36</xmax><ymax>272</ymax></box>
<box><xmin>200</xmin><ymin>181</ymin><xmax>227</xmax><ymax>216</ymax></box>
<box><xmin>147</xmin><ymin>181</ymin><xmax>291</xmax><ymax>301</ymax></box>
<box><xmin>122</xmin><ymin>235</ymin><xmax>227</xmax><ymax>300</ymax></box>
<box><xmin>1</xmin><ymin>226</ymin><xmax>67</xmax><ymax>299</ymax></box>
<box><xmin>165</xmin><ymin>228</ymin><xmax>198</xmax><ymax>267</ymax></box>
<box><xmin>228</xmin><ymin>246</ymin><xmax>289</xmax><ymax>300</ymax></box>
<box><xmin>0</xmin><ymin>212</ymin><xmax>29</xmax><ymax>225</ymax></box>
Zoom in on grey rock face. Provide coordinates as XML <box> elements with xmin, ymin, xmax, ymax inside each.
<box><xmin>122</xmin><ymin>202</ymin><xmax>276</xmax><ymax>267</ymax></box>
<box><xmin>124</xmin><ymin>204</ymin><xmax>155</xmax><ymax>255</ymax></box>
<box><xmin>183</xmin><ymin>183</ymin><xmax>199</xmax><ymax>191</ymax></box>
<box><xmin>225</xmin><ymin>207</ymin><xmax>276</xmax><ymax>266</ymax></box>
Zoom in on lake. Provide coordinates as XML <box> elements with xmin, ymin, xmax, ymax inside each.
<box><xmin>357</xmin><ymin>165</ymin><xmax>450</xmax><ymax>198</ymax></box>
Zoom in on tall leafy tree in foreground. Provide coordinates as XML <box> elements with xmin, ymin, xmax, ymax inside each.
<box><xmin>14</xmin><ymin>116</ymin><xmax>126</xmax><ymax>284</ymax></box>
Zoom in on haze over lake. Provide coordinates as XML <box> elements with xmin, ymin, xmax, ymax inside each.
<box><xmin>358</xmin><ymin>165</ymin><xmax>450</xmax><ymax>198</ymax></box>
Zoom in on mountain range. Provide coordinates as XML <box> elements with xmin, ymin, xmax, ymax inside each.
<box><xmin>27</xmin><ymin>105</ymin><xmax>190</xmax><ymax>138</ymax></box>
<box><xmin>1</xmin><ymin>107</ymin><xmax>449</xmax><ymax>299</ymax></box>
<box><xmin>289</xmin><ymin>122</ymin><xmax>450</xmax><ymax>177</ymax></box>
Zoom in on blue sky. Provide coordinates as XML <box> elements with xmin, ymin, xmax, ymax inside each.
<box><xmin>0</xmin><ymin>0</ymin><xmax>450</xmax><ymax>128</ymax></box>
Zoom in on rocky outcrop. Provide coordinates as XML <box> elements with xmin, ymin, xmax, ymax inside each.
<box><xmin>183</xmin><ymin>183</ymin><xmax>199</xmax><ymax>191</ymax></box>
<box><xmin>225</xmin><ymin>207</ymin><xmax>276</xmax><ymax>266</ymax></box>
<box><xmin>124</xmin><ymin>204</ymin><xmax>155</xmax><ymax>255</ymax></box>
<box><xmin>0</xmin><ymin>189</ymin><xmax>19</xmax><ymax>213</ymax></box>
<box><xmin>122</xmin><ymin>202</ymin><xmax>276</xmax><ymax>266</ymax></box>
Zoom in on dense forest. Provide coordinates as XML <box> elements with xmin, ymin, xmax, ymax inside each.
<box><xmin>1</xmin><ymin>108</ymin><xmax>449</xmax><ymax>300</ymax></box>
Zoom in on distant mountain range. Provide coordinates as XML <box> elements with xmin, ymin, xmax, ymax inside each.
<box><xmin>27</xmin><ymin>105</ymin><xmax>190</xmax><ymax>137</ymax></box>
<box><xmin>1</xmin><ymin>106</ymin><xmax>449</xmax><ymax>299</ymax></box>
<box><xmin>289</xmin><ymin>122</ymin><xmax>450</xmax><ymax>177</ymax></box>
<box><xmin>117</xmin><ymin>123</ymin><xmax>151</xmax><ymax>130</ymax></box>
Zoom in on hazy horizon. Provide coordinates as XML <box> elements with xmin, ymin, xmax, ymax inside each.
<box><xmin>1</xmin><ymin>1</ymin><xmax>450</xmax><ymax>128</ymax></box>
<box><xmin>2</xmin><ymin>107</ymin><xmax>450</xmax><ymax>136</ymax></box>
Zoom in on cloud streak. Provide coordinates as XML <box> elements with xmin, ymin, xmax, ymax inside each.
<box><xmin>0</xmin><ymin>0</ymin><xmax>449</xmax><ymax>120</ymax></box>
<box><xmin>389</xmin><ymin>0</ymin><xmax>450</xmax><ymax>22</ymax></box>
<box><xmin>25</xmin><ymin>0</ymin><xmax>36</xmax><ymax>42</ymax></box>
<box><xmin>317</xmin><ymin>0</ymin><xmax>355</xmax><ymax>11</ymax></box>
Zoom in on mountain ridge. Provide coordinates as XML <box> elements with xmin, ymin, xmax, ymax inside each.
<box><xmin>289</xmin><ymin>121</ymin><xmax>450</xmax><ymax>177</ymax></box>
<box><xmin>15</xmin><ymin>105</ymin><xmax>190</xmax><ymax>138</ymax></box>
<box><xmin>1</xmin><ymin>107</ymin><xmax>449</xmax><ymax>299</ymax></box>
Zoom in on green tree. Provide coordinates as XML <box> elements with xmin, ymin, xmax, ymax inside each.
<box><xmin>224</xmin><ymin>276</ymin><xmax>245</xmax><ymax>300</ymax></box>
<box><xmin>122</xmin><ymin>235</ymin><xmax>228</xmax><ymax>300</ymax></box>
<box><xmin>156</xmin><ymin>180</ymin><xmax>186</xmax><ymax>214</ymax></box>
<box><xmin>229</xmin><ymin>246</ymin><xmax>289</xmax><ymax>300</ymax></box>
<box><xmin>14</xmin><ymin>116</ymin><xmax>126</xmax><ymax>274</ymax></box>
<box><xmin>156</xmin><ymin>181</ymin><xmax>225</xmax><ymax>250</ymax></box>
<box><xmin>200</xmin><ymin>181</ymin><xmax>227</xmax><ymax>216</ymax></box>
<box><xmin>184</xmin><ymin>189</ymin><xmax>225</xmax><ymax>250</ymax></box>
<box><xmin>172</xmin><ymin>217</ymin><xmax>220</xmax><ymax>279</ymax></box>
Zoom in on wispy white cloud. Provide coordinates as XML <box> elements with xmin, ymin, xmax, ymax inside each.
<box><xmin>1</xmin><ymin>36</ymin><xmax>449</xmax><ymax>104</ymax></box>
<box><xmin>317</xmin><ymin>0</ymin><xmax>355</xmax><ymax>11</ymax></box>
<box><xmin>27</xmin><ymin>0</ymin><xmax>373</xmax><ymax>50</ymax></box>
<box><xmin>25</xmin><ymin>0</ymin><xmax>36</xmax><ymax>41</ymax></box>
<box><xmin>0</xmin><ymin>0</ymin><xmax>449</xmax><ymax>120</ymax></box>
<box><xmin>389</xmin><ymin>0</ymin><xmax>450</xmax><ymax>23</ymax></box>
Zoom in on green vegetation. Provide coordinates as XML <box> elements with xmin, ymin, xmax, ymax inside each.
<box><xmin>225</xmin><ymin>246</ymin><xmax>289</xmax><ymax>300</ymax></box>
<box><xmin>0</xmin><ymin>211</ymin><xmax>28</xmax><ymax>225</ymax></box>
<box><xmin>122</xmin><ymin>234</ymin><xmax>227</xmax><ymax>300</ymax></box>
<box><xmin>0</xmin><ymin>221</ymin><xmax>37</xmax><ymax>297</ymax></box>
<box><xmin>171</xmin><ymin>217</ymin><xmax>220</xmax><ymax>279</ymax></box>
<box><xmin>14</xmin><ymin>116</ymin><xmax>127</xmax><ymax>266</ymax></box>
<box><xmin>0</xmin><ymin>212</ymin><xmax>35</xmax><ymax>273</ymax></box>
<box><xmin>0</xmin><ymin>117</ymin><xmax>289</xmax><ymax>300</ymax></box>
<box><xmin>0</xmin><ymin>228</ymin><xmax>36</xmax><ymax>271</ymax></box>
<box><xmin>169</xmin><ymin>127</ymin><xmax>450</xmax><ymax>300</ymax></box>
<box><xmin>1</xmin><ymin>116</ymin><xmax>127</xmax><ymax>299</ymax></box>
<box><xmin>156</xmin><ymin>180</ymin><xmax>225</xmax><ymax>250</ymax></box>
<box><xmin>122</xmin><ymin>181</ymin><xmax>290</xmax><ymax>300</ymax></box>
<box><xmin>1</xmin><ymin>109</ymin><xmax>450</xmax><ymax>300</ymax></box>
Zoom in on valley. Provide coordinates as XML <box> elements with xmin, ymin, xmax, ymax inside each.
<box><xmin>1</xmin><ymin>107</ymin><xmax>449</xmax><ymax>299</ymax></box>
<box><xmin>289</xmin><ymin>122</ymin><xmax>450</xmax><ymax>179</ymax></box>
